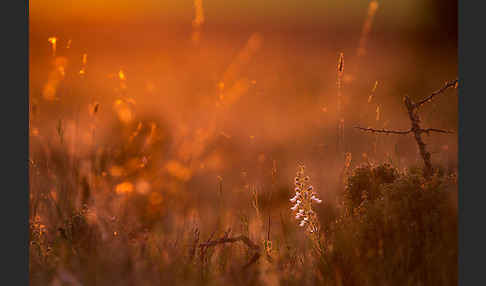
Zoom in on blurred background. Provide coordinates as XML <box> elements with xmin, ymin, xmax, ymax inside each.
<box><xmin>29</xmin><ymin>1</ymin><xmax>458</xmax><ymax>284</ymax></box>
<box><xmin>29</xmin><ymin>0</ymin><xmax>457</xmax><ymax>249</ymax></box>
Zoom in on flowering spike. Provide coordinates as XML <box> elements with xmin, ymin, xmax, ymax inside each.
<box><xmin>290</xmin><ymin>164</ymin><xmax>323</xmax><ymax>240</ymax></box>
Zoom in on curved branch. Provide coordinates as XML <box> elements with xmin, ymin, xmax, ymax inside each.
<box><xmin>419</xmin><ymin>128</ymin><xmax>454</xmax><ymax>135</ymax></box>
<box><xmin>354</xmin><ymin>126</ymin><xmax>412</xmax><ymax>135</ymax></box>
<box><xmin>415</xmin><ymin>79</ymin><xmax>458</xmax><ymax>108</ymax></box>
<box><xmin>199</xmin><ymin>234</ymin><xmax>268</xmax><ymax>270</ymax></box>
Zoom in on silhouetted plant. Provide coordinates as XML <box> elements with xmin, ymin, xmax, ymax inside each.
<box><xmin>319</xmin><ymin>163</ymin><xmax>457</xmax><ymax>286</ymax></box>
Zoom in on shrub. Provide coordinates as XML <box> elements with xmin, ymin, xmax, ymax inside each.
<box><xmin>343</xmin><ymin>163</ymin><xmax>398</xmax><ymax>213</ymax></box>
<box><xmin>320</xmin><ymin>163</ymin><xmax>457</xmax><ymax>286</ymax></box>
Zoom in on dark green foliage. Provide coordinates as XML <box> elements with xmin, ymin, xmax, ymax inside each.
<box><xmin>320</xmin><ymin>164</ymin><xmax>457</xmax><ymax>286</ymax></box>
<box><xmin>343</xmin><ymin>163</ymin><xmax>398</xmax><ymax>212</ymax></box>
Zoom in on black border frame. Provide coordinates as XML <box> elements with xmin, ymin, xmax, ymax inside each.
<box><xmin>3</xmin><ymin>0</ymin><xmax>29</xmax><ymax>285</ymax></box>
<box><xmin>458</xmin><ymin>1</ymin><xmax>486</xmax><ymax>285</ymax></box>
<box><xmin>2</xmin><ymin>0</ymin><xmax>483</xmax><ymax>284</ymax></box>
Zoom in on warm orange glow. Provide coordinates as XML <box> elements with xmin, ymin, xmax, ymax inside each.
<box><xmin>165</xmin><ymin>160</ymin><xmax>192</xmax><ymax>181</ymax></box>
<box><xmin>29</xmin><ymin>0</ymin><xmax>458</xmax><ymax>283</ymax></box>
<box><xmin>221</xmin><ymin>33</ymin><xmax>263</xmax><ymax>87</ymax></box>
<box><xmin>204</xmin><ymin>152</ymin><xmax>224</xmax><ymax>171</ymax></box>
<box><xmin>368</xmin><ymin>80</ymin><xmax>379</xmax><ymax>103</ymax></box>
<box><xmin>82</xmin><ymin>53</ymin><xmax>87</xmax><ymax>65</ymax></box>
<box><xmin>136</xmin><ymin>180</ymin><xmax>151</xmax><ymax>194</ymax></box>
<box><xmin>149</xmin><ymin>191</ymin><xmax>163</xmax><ymax>206</ymax></box>
<box><xmin>145</xmin><ymin>122</ymin><xmax>157</xmax><ymax>147</ymax></box>
<box><xmin>257</xmin><ymin>153</ymin><xmax>266</xmax><ymax>164</ymax></box>
<box><xmin>145</xmin><ymin>81</ymin><xmax>156</xmax><ymax>93</ymax></box>
<box><xmin>115</xmin><ymin>181</ymin><xmax>134</xmax><ymax>194</ymax></box>
<box><xmin>129</xmin><ymin>122</ymin><xmax>143</xmax><ymax>142</ymax></box>
<box><xmin>42</xmin><ymin>56</ymin><xmax>68</xmax><ymax>101</ymax></box>
<box><xmin>113</xmin><ymin>99</ymin><xmax>133</xmax><ymax>123</ymax></box>
<box><xmin>118</xmin><ymin>69</ymin><xmax>126</xmax><ymax>81</ymax></box>
<box><xmin>118</xmin><ymin>108</ymin><xmax>133</xmax><ymax>123</ymax></box>
<box><xmin>372</xmin><ymin>80</ymin><xmax>378</xmax><ymax>92</ymax></box>
<box><xmin>192</xmin><ymin>0</ymin><xmax>205</xmax><ymax>27</ymax></box>
<box><xmin>191</xmin><ymin>0</ymin><xmax>205</xmax><ymax>44</ymax></box>
<box><xmin>219</xmin><ymin>131</ymin><xmax>231</xmax><ymax>139</ymax></box>
<box><xmin>47</xmin><ymin>37</ymin><xmax>57</xmax><ymax>56</ymax></box>
<box><xmin>357</xmin><ymin>0</ymin><xmax>379</xmax><ymax>56</ymax></box>
<box><xmin>110</xmin><ymin>166</ymin><xmax>124</xmax><ymax>177</ymax></box>
<box><xmin>31</xmin><ymin>127</ymin><xmax>39</xmax><ymax>136</ymax></box>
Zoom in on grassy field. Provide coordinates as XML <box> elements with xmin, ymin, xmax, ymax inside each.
<box><xmin>29</xmin><ymin>1</ymin><xmax>457</xmax><ymax>285</ymax></box>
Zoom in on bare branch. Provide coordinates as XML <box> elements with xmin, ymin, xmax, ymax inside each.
<box><xmin>198</xmin><ymin>234</ymin><xmax>265</xmax><ymax>270</ymax></box>
<box><xmin>199</xmin><ymin>229</ymin><xmax>217</xmax><ymax>265</ymax></box>
<box><xmin>355</xmin><ymin>79</ymin><xmax>457</xmax><ymax>179</ymax></box>
<box><xmin>419</xmin><ymin>128</ymin><xmax>454</xmax><ymax>135</ymax></box>
<box><xmin>415</xmin><ymin>79</ymin><xmax>458</xmax><ymax>108</ymax></box>
<box><xmin>199</xmin><ymin>235</ymin><xmax>260</xmax><ymax>251</ymax></box>
<box><xmin>354</xmin><ymin>126</ymin><xmax>412</xmax><ymax>135</ymax></box>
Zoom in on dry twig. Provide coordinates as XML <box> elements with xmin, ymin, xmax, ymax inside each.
<box><xmin>355</xmin><ymin>79</ymin><xmax>458</xmax><ymax>178</ymax></box>
<box><xmin>198</xmin><ymin>233</ymin><xmax>268</xmax><ymax>270</ymax></box>
<box><xmin>354</xmin><ymin>127</ymin><xmax>412</xmax><ymax>135</ymax></box>
<box><xmin>414</xmin><ymin>79</ymin><xmax>458</xmax><ymax>108</ymax></box>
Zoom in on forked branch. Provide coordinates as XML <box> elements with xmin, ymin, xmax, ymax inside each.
<box><xmin>355</xmin><ymin>79</ymin><xmax>458</xmax><ymax>178</ymax></box>
<box><xmin>414</xmin><ymin>79</ymin><xmax>458</xmax><ymax>108</ymax></box>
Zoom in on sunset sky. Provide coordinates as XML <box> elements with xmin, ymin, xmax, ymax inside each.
<box><xmin>30</xmin><ymin>0</ymin><xmax>452</xmax><ymax>33</ymax></box>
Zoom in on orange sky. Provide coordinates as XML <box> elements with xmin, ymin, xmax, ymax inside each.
<box><xmin>30</xmin><ymin>0</ymin><xmax>433</xmax><ymax>31</ymax></box>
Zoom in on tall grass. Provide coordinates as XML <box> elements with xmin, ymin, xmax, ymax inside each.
<box><xmin>29</xmin><ymin>32</ymin><xmax>457</xmax><ymax>285</ymax></box>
